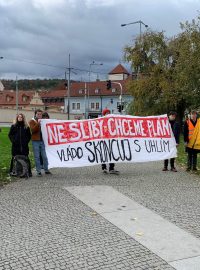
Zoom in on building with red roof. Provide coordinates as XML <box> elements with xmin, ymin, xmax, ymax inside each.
<box><xmin>0</xmin><ymin>64</ymin><xmax>134</xmax><ymax>119</ymax></box>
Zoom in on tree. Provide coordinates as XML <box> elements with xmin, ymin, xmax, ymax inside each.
<box><xmin>124</xmin><ymin>15</ymin><xmax>200</xmax><ymax>120</ymax></box>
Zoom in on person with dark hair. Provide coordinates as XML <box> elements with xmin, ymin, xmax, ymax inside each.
<box><xmin>29</xmin><ymin>109</ymin><xmax>51</xmax><ymax>177</ymax></box>
<box><xmin>184</xmin><ymin>110</ymin><xmax>200</xmax><ymax>171</ymax></box>
<box><xmin>162</xmin><ymin>111</ymin><xmax>180</xmax><ymax>172</ymax></box>
<box><xmin>8</xmin><ymin>113</ymin><xmax>32</xmax><ymax>177</ymax></box>
<box><xmin>42</xmin><ymin>112</ymin><xmax>50</xmax><ymax>119</ymax></box>
<box><xmin>101</xmin><ymin>108</ymin><xmax>119</xmax><ymax>174</ymax></box>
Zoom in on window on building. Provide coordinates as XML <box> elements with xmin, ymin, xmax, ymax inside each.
<box><xmin>6</xmin><ymin>95</ymin><xmax>12</xmax><ymax>102</ymax></box>
<box><xmin>79</xmin><ymin>89</ymin><xmax>83</xmax><ymax>94</ymax></box>
<box><xmin>96</xmin><ymin>103</ymin><xmax>99</xmax><ymax>109</ymax></box>
<box><xmin>22</xmin><ymin>95</ymin><xmax>28</xmax><ymax>102</ymax></box>
<box><xmin>72</xmin><ymin>102</ymin><xmax>81</xmax><ymax>110</ymax></box>
<box><xmin>112</xmin><ymin>88</ymin><xmax>116</xmax><ymax>93</ymax></box>
<box><xmin>91</xmin><ymin>102</ymin><xmax>95</xmax><ymax>109</ymax></box>
<box><xmin>72</xmin><ymin>103</ymin><xmax>76</xmax><ymax>110</ymax></box>
<box><xmin>95</xmin><ymin>88</ymin><xmax>99</xmax><ymax>94</ymax></box>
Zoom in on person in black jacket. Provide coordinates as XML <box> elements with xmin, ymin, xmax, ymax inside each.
<box><xmin>162</xmin><ymin>111</ymin><xmax>180</xmax><ymax>172</ymax></box>
<box><xmin>8</xmin><ymin>113</ymin><xmax>32</xmax><ymax>177</ymax></box>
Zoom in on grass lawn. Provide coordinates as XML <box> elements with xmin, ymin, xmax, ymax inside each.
<box><xmin>0</xmin><ymin>127</ymin><xmax>12</xmax><ymax>184</ymax></box>
<box><xmin>0</xmin><ymin>127</ymin><xmax>34</xmax><ymax>185</ymax></box>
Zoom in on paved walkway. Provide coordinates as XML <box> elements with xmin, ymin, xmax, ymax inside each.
<box><xmin>0</xmin><ymin>162</ymin><xmax>200</xmax><ymax>270</ymax></box>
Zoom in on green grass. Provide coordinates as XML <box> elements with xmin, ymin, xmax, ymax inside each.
<box><xmin>0</xmin><ymin>127</ymin><xmax>12</xmax><ymax>184</ymax></box>
<box><xmin>0</xmin><ymin>127</ymin><xmax>34</xmax><ymax>185</ymax></box>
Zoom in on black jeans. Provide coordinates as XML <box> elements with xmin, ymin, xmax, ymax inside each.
<box><xmin>102</xmin><ymin>163</ymin><xmax>115</xmax><ymax>171</ymax></box>
<box><xmin>187</xmin><ymin>148</ymin><xmax>197</xmax><ymax>169</ymax></box>
<box><xmin>164</xmin><ymin>158</ymin><xmax>175</xmax><ymax>169</ymax></box>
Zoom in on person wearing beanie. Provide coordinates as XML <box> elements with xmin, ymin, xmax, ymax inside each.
<box><xmin>101</xmin><ymin>108</ymin><xmax>119</xmax><ymax>174</ymax></box>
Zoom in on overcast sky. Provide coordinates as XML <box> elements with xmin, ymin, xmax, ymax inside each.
<box><xmin>0</xmin><ymin>0</ymin><xmax>199</xmax><ymax>81</ymax></box>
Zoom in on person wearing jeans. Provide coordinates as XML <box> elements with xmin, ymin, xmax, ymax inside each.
<box><xmin>32</xmin><ymin>140</ymin><xmax>49</xmax><ymax>175</ymax></box>
<box><xmin>29</xmin><ymin>109</ymin><xmax>51</xmax><ymax>177</ymax></box>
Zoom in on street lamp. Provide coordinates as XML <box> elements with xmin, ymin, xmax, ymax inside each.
<box><xmin>121</xmin><ymin>20</ymin><xmax>148</xmax><ymax>79</ymax></box>
<box><xmin>87</xmin><ymin>61</ymin><xmax>103</xmax><ymax>118</ymax></box>
<box><xmin>121</xmin><ymin>20</ymin><xmax>148</xmax><ymax>40</ymax></box>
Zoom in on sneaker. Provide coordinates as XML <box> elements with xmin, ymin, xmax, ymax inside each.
<box><xmin>162</xmin><ymin>167</ymin><xmax>168</xmax><ymax>171</ymax></box>
<box><xmin>37</xmin><ymin>172</ymin><xmax>42</xmax><ymax>177</ymax></box>
<box><xmin>102</xmin><ymin>169</ymin><xmax>108</xmax><ymax>174</ymax></box>
<box><xmin>186</xmin><ymin>167</ymin><xmax>191</xmax><ymax>171</ymax></box>
<box><xmin>193</xmin><ymin>168</ymin><xmax>198</xmax><ymax>171</ymax></box>
<box><xmin>109</xmin><ymin>170</ymin><xmax>119</xmax><ymax>174</ymax></box>
<box><xmin>171</xmin><ymin>167</ymin><xmax>177</xmax><ymax>172</ymax></box>
<box><xmin>29</xmin><ymin>173</ymin><xmax>33</xmax><ymax>177</ymax></box>
<box><xmin>45</xmin><ymin>171</ymin><xmax>52</xmax><ymax>175</ymax></box>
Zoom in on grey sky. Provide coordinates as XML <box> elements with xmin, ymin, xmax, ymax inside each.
<box><xmin>0</xmin><ymin>0</ymin><xmax>199</xmax><ymax>81</ymax></box>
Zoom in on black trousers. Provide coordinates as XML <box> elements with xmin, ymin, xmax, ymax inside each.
<box><xmin>102</xmin><ymin>163</ymin><xmax>115</xmax><ymax>171</ymax></box>
<box><xmin>187</xmin><ymin>148</ymin><xmax>197</xmax><ymax>169</ymax></box>
<box><xmin>164</xmin><ymin>158</ymin><xmax>175</xmax><ymax>169</ymax></box>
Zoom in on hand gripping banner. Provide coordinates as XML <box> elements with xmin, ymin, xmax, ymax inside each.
<box><xmin>40</xmin><ymin>114</ymin><xmax>177</xmax><ymax>168</ymax></box>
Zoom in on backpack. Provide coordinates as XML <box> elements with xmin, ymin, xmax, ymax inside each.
<box><xmin>12</xmin><ymin>155</ymin><xmax>29</xmax><ymax>179</ymax></box>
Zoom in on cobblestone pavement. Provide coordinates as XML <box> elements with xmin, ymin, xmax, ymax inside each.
<box><xmin>0</xmin><ymin>161</ymin><xmax>200</xmax><ymax>270</ymax></box>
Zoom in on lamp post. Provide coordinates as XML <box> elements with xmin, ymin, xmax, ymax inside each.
<box><xmin>87</xmin><ymin>61</ymin><xmax>103</xmax><ymax>118</ymax></box>
<box><xmin>121</xmin><ymin>20</ymin><xmax>148</xmax><ymax>79</ymax></box>
<box><xmin>121</xmin><ymin>20</ymin><xmax>148</xmax><ymax>40</ymax></box>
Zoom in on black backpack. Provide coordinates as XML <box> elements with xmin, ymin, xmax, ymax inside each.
<box><xmin>12</xmin><ymin>155</ymin><xmax>29</xmax><ymax>179</ymax></box>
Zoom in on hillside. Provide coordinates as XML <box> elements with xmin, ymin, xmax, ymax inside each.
<box><xmin>1</xmin><ymin>79</ymin><xmax>66</xmax><ymax>90</ymax></box>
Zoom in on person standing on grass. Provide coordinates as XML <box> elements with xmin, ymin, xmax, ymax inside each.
<box><xmin>162</xmin><ymin>111</ymin><xmax>180</xmax><ymax>172</ymax></box>
<box><xmin>8</xmin><ymin>113</ymin><xmax>32</xmax><ymax>177</ymax></box>
<box><xmin>29</xmin><ymin>109</ymin><xmax>51</xmax><ymax>177</ymax></box>
<box><xmin>184</xmin><ymin>110</ymin><xmax>200</xmax><ymax>171</ymax></box>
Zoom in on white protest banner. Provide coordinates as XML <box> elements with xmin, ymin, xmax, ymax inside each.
<box><xmin>40</xmin><ymin>114</ymin><xmax>177</xmax><ymax>168</ymax></box>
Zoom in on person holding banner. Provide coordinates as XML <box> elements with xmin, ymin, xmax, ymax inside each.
<box><xmin>184</xmin><ymin>110</ymin><xmax>200</xmax><ymax>171</ymax></box>
<box><xmin>29</xmin><ymin>110</ymin><xmax>51</xmax><ymax>177</ymax></box>
<box><xmin>101</xmin><ymin>108</ymin><xmax>119</xmax><ymax>174</ymax></box>
<box><xmin>162</xmin><ymin>111</ymin><xmax>180</xmax><ymax>172</ymax></box>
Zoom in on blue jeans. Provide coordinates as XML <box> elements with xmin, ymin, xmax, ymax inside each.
<box><xmin>32</xmin><ymin>141</ymin><xmax>48</xmax><ymax>173</ymax></box>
